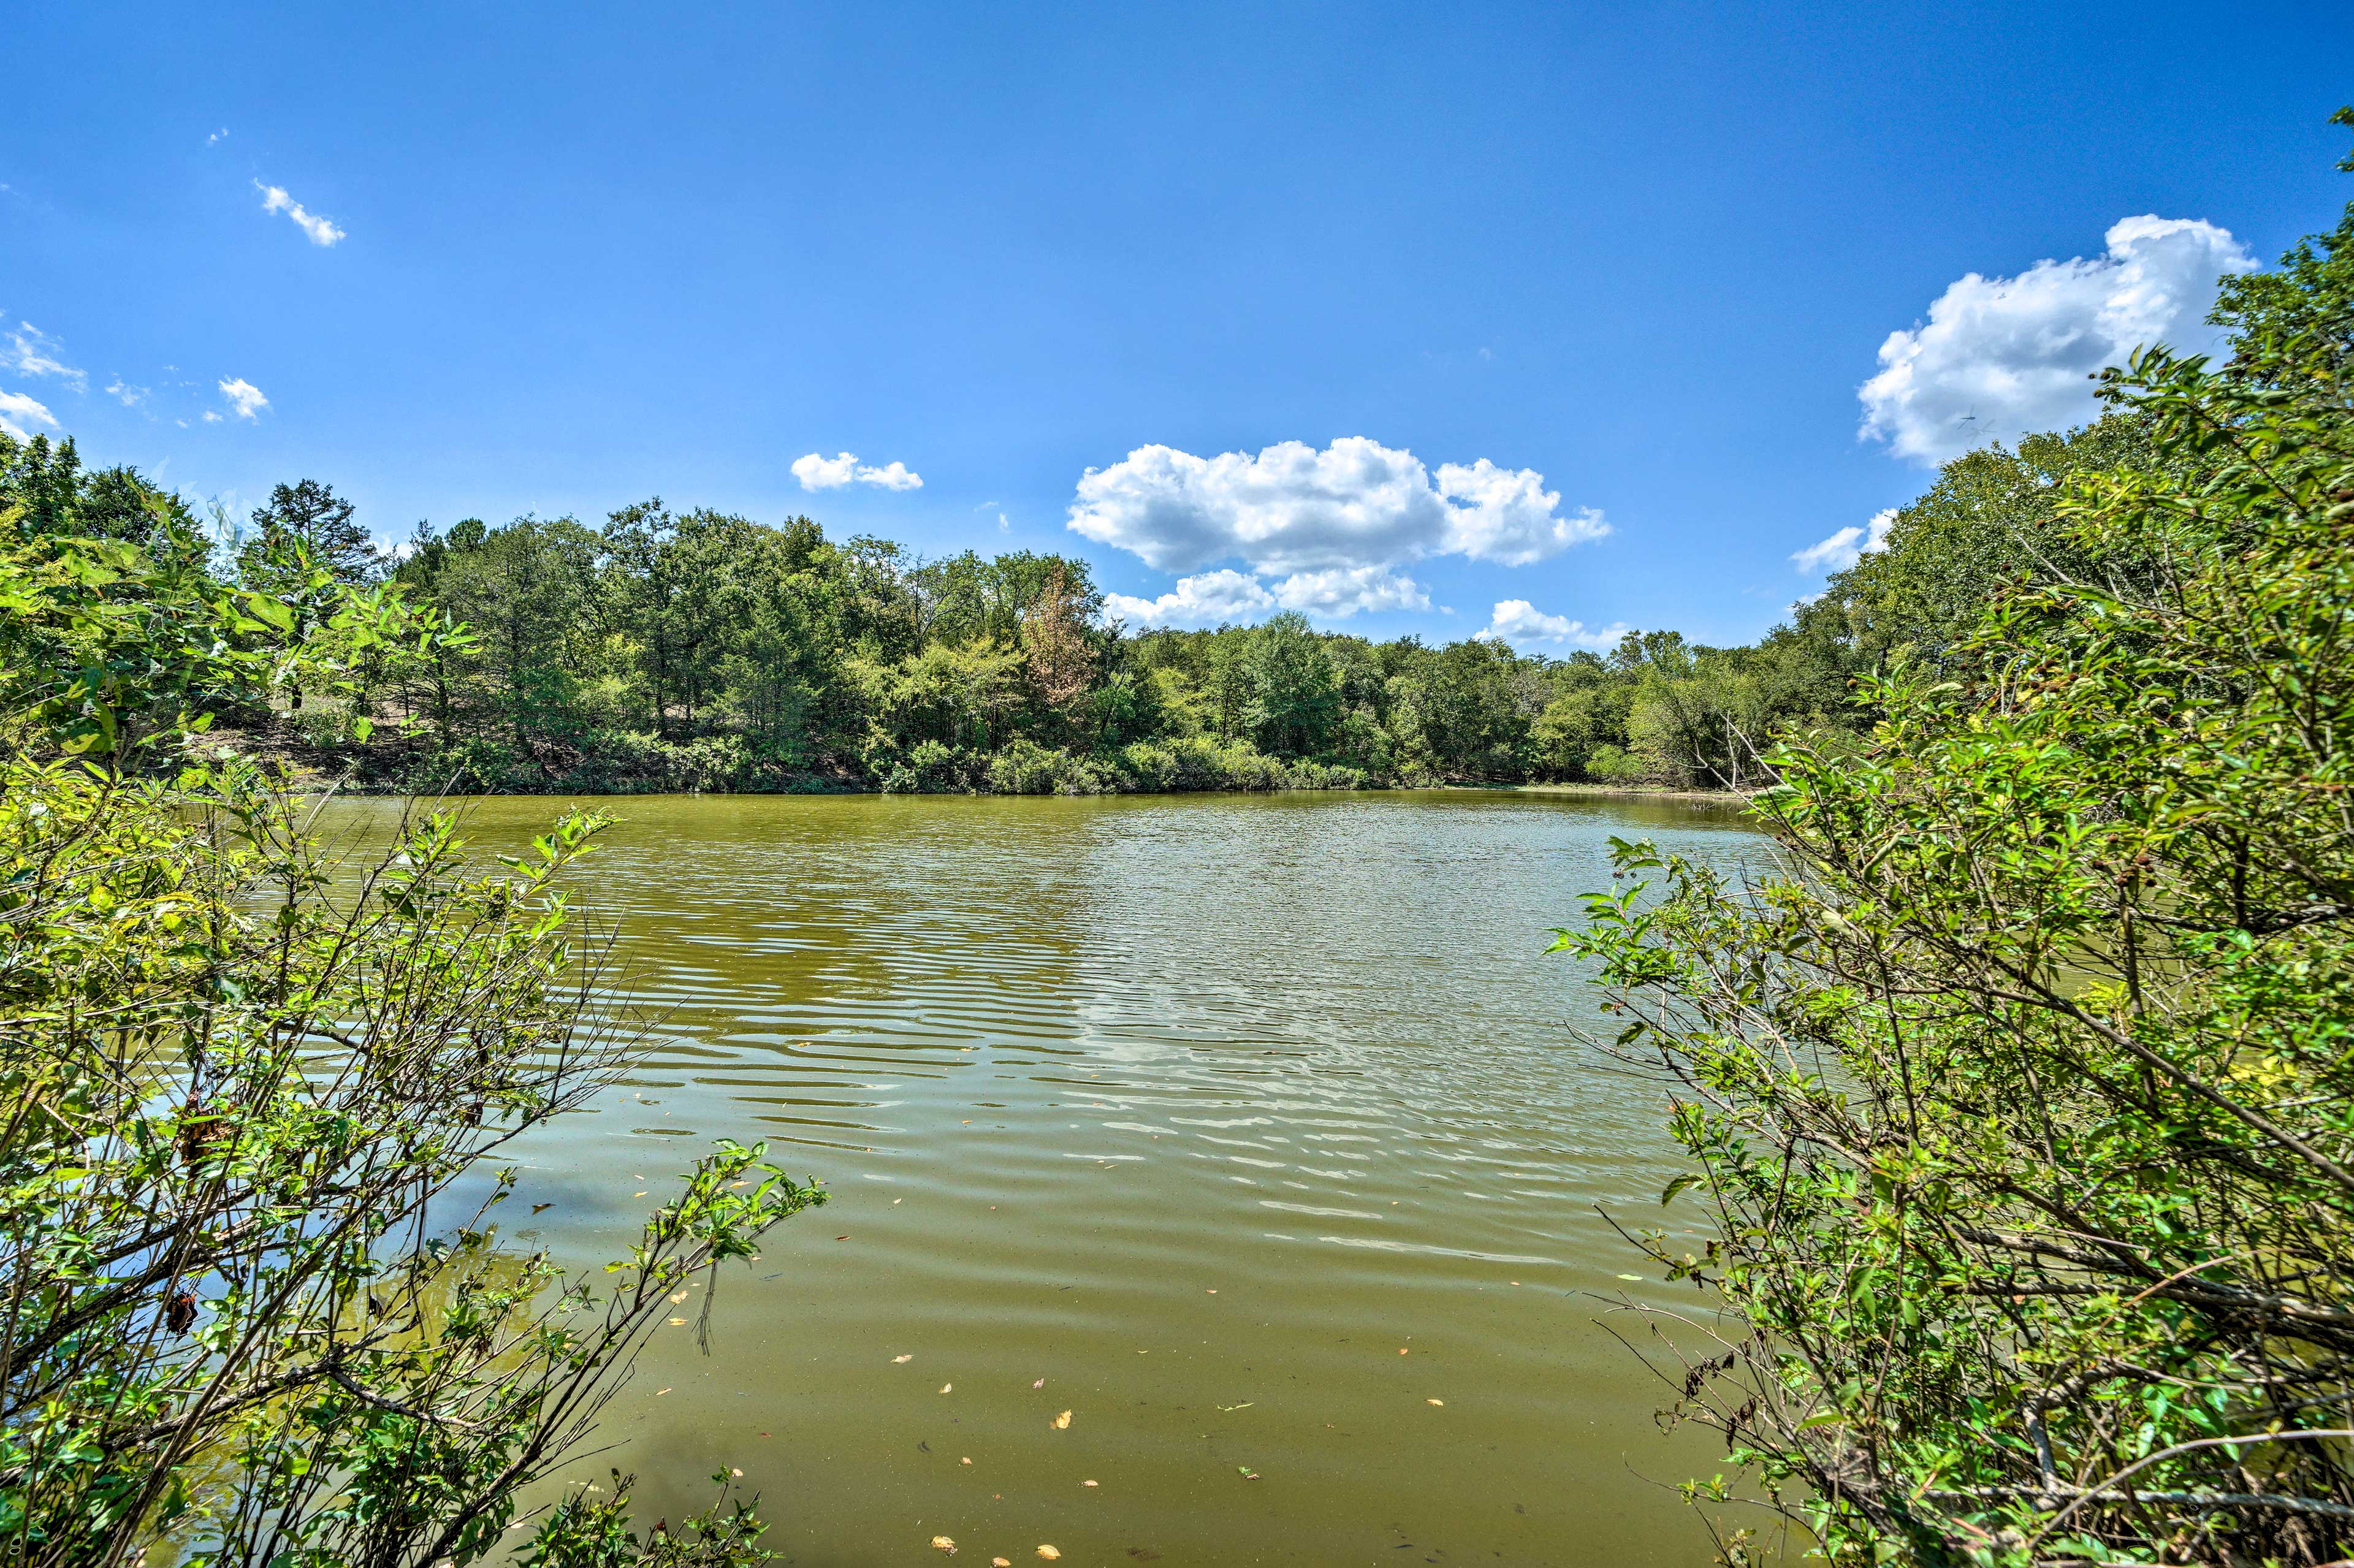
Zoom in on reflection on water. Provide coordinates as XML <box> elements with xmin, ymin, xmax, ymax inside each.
<box><xmin>345</xmin><ymin>790</ymin><xmax>1765</xmax><ymax>1567</ymax></box>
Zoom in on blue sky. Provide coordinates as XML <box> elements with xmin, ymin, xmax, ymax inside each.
<box><xmin>4</xmin><ymin>2</ymin><xmax>2349</xmax><ymax>647</ymax></box>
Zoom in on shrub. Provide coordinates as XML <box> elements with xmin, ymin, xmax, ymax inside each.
<box><xmin>983</xmin><ymin>737</ymin><xmax>1061</xmax><ymax>794</ymax></box>
<box><xmin>1110</xmin><ymin>740</ymin><xmax>1178</xmax><ymax>793</ymax></box>
<box><xmin>905</xmin><ymin>739</ymin><xmax>973</xmax><ymax>791</ymax></box>
<box><xmin>1560</xmin><ymin>348</ymin><xmax>2354</xmax><ymax>1564</ymax></box>
<box><xmin>0</xmin><ymin>505</ymin><xmax>815</xmax><ymax>1566</ymax></box>
<box><xmin>1580</xmin><ymin>743</ymin><xmax>1648</xmax><ymax>785</ymax></box>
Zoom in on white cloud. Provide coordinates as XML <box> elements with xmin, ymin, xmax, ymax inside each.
<box><xmin>1270</xmin><ymin>565</ymin><xmax>1430</xmax><ymax>618</ymax></box>
<box><xmin>208</xmin><ymin>128</ymin><xmax>229</xmax><ymax>145</ymax></box>
<box><xmin>254</xmin><ymin>180</ymin><xmax>346</xmax><ymax>246</ymax></box>
<box><xmin>1105</xmin><ymin>565</ymin><xmax>1430</xmax><ymax>627</ymax></box>
<box><xmin>1068</xmin><ymin>436</ymin><xmax>1606</xmax><ymax>577</ymax></box>
<box><xmin>857</xmin><ymin>459</ymin><xmax>923</xmax><ymax>491</ymax></box>
<box><xmin>9</xmin><ymin>322</ymin><xmax>85</xmax><ymax>392</ymax></box>
<box><xmin>104</xmin><ymin>378</ymin><xmax>146</xmax><ymax>406</ymax></box>
<box><xmin>1434</xmin><ymin>459</ymin><xmax>1608</xmax><ymax>565</ymax></box>
<box><xmin>791</xmin><ymin>450</ymin><xmax>924</xmax><ymax>491</ymax></box>
<box><xmin>1793</xmin><ymin>508</ymin><xmax>1897</xmax><ymax>574</ymax></box>
<box><xmin>0</xmin><ymin>388</ymin><xmax>59</xmax><ymax>439</ymax></box>
<box><xmin>1474</xmin><ymin>599</ymin><xmax>1628</xmax><ymax>651</ymax></box>
<box><xmin>1861</xmin><ymin>216</ymin><xmax>2255</xmax><ymax>466</ymax></box>
<box><xmin>792</xmin><ymin>451</ymin><xmax>858</xmax><ymax>489</ymax></box>
<box><xmin>1103</xmin><ymin>569</ymin><xmax>1278</xmax><ymax>628</ymax></box>
<box><xmin>217</xmin><ymin>378</ymin><xmax>268</xmax><ymax>420</ymax></box>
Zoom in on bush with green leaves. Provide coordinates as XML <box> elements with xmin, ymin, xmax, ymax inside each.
<box><xmin>1</xmin><ymin>471</ymin><xmax>823</xmax><ymax>1565</ymax></box>
<box><xmin>1563</xmin><ymin>337</ymin><xmax>2354</xmax><ymax>1565</ymax></box>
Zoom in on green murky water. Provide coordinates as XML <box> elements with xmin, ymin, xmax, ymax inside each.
<box><xmin>357</xmin><ymin>790</ymin><xmax>1765</xmax><ymax>1567</ymax></box>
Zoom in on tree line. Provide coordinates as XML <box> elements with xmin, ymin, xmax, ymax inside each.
<box><xmin>17</xmin><ymin>359</ymin><xmax>2181</xmax><ymax>803</ymax></box>
<box><xmin>0</xmin><ymin>438</ymin><xmax>1886</xmax><ymax>794</ymax></box>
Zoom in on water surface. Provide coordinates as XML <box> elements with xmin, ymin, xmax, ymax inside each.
<box><xmin>362</xmin><ymin>790</ymin><xmax>1764</xmax><ymax>1567</ymax></box>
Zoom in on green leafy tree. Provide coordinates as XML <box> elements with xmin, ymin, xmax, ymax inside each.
<box><xmin>1242</xmin><ymin>612</ymin><xmax>1339</xmax><ymax>758</ymax></box>
<box><xmin>429</xmin><ymin>517</ymin><xmax>604</xmax><ymax>747</ymax></box>
<box><xmin>239</xmin><ymin>479</ymin><xmax>377</xmax><ymax>587</ymax></box>
<box><xmin>1794</xmin><ymin>416</ymin><xmax>2166</xmax><ymax>680</ymax></box>
<box><xmin>1561</xmin><ymin>338</ymin><xmax>2354</xmax><ymax>1563</ymax></box>
<box><xmin>601</xmin><ymin>504</ymin><xmax>758</xmax><ymax>738</ymax></box>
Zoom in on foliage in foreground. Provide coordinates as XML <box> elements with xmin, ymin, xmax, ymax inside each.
<box><xmin>1</xmin><ymin>482</ymin><xmax>820</xmax><ymax>1562</ymax></box>
<box><xmin>1565</xmin><ymin>324</ymin><xmax>2354</xmax><ymax>1561</ymax></box>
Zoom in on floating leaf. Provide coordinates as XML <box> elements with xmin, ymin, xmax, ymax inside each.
<box><xmin>894</xmin><ymin>1354</ymin><xmax>913</xmax><ymax>1363</ymax></box>
<box><xmin>1032</xmin><ymin>1378</ymin><xmax>1045</xmax><ymax>1388</ymax></box>
<box><xmin>1051</xmin><ymin>1409</ymin><xmax>1072</xmax><ymax>1429</ymax></box>
<box><xmin>668</xmin><ymin>1317</ymin><xmax>687</xmax><ymax>1326</ymax></box>
<box><xmin>1236</xmin><ymin>1466</ymin><xmax>1259</xmax><ymax>1480</ymax></box>
<box><xmin>1616</xmin><ymin>1273</ymin><xmax>1644</xmax><ymax>1282</ymax></box>
<box><xmin>1037</xmin><ymin>1548</ymin><xmax>1061</xmax><ymax>1561</ymax></box>
<box><xmin>1426</xmin><ymin>1398</ymin><xmax>1444</xmax><ymax>1406</ymax></box>
<box><xmin>941</xmin><ymin>1383</ymin><xmax>954</xmax><ymax>1394</ymax></box>
<box><xmin>932</xmin><ymin>1536</ymin><xmax>958</xmax><ymax>1555</ymax></box>
<box><xmin>1083</xmin><ymin>1479</ymin><xmax>1099</xmax><ymax>1487</ymax></box>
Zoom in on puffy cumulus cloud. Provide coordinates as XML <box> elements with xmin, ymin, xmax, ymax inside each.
<box><xmin>254</xmin><ymin>181</ymin><xmax>346</xmax><ymax>246</ymax></box>
<box><xmin>1861</xmin><ymin>216</ymin><xmax>2254</xmax><ymax>466</ymax></box>
<box><xmin>1103</xmin><ymin>569</ymin><xmax>1276</xmax><ymax>629</ymax></box>
<box><xmin>791</xmin><ymin>451</ymin><xmax>858</xmax><ymax>489</ymax></box>
<box><xmin>1474</xmin><ymin>599</ymin><xmax>1628</xmax><ymax>651</ymax></box>
<box><xmin>104</xmin><ymin>379</ymin><xmax>146</xmax><ymax>406</ymax></box>
<box><xmin>1270</xmin><ymin>565</ymin><xmax>1430</xmax><ymax>618</ymax></box>
<box><xmin>1067</xmin><ymin>436</ymin><xmax>1604</xmax><ymax>577</ymax></box>
<box><xmin>0</xmin><ymin>388</ymin><xmax>59</xmax><ymax>440</ymax></box>
<box><xmin>10</xmin><ymin>322</ymin><xmax>86</xmax><ymax>391</ymax></box>
<box><xmin>857</xmin><ymin>459</ymin><xmax>923</xmax><ymax>491</ymax></box>
<box><xmin>791</xmin><ymin>451</ymin><xmax>924</xmax><ymax>492</ymax></box>
<box><xmin>1793</xmin><ymin>508</ymin><xmax>1896</xmax><ymax>574</ymax></box>
<box><xmin>1434</xmin><ymin>459</ymin><xmax>1607</xmax><ymax>565</ymax></box>
<box><xmin>217</xmin><ymin>377</ymin><xmax>268</xmax><ymax>420</ymax></box>
<box><xmin>1104</xmin><ymin>565</ymin><xmax>1430</xmax><ymax>628</ymax></box>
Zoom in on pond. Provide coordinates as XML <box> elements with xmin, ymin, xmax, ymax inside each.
<box><xmin>360</xmin><ymin>790</ymin><xmax>1768</xmax><ymax>1567</ymax></box>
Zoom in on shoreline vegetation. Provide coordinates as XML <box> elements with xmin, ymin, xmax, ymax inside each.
<box><xmin>0</xmin><ymin>447</ymin><xmax>1868</xmax><ymax>802</ymax></box>
<box><xmin>1556</xmin><ymin>120</ymin><xmax>2354</xmax><ymax>1566</ymax></box>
